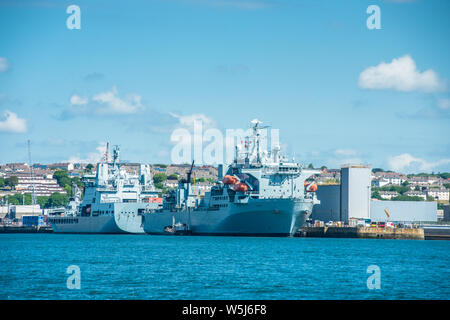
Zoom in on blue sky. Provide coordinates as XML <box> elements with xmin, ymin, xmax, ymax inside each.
<box><xmin>0</xmin><ymin>0</ymin><xmax>449</xmax><ymax>173</ymax></box>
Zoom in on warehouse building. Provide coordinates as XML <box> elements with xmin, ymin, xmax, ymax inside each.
<box><xmin>312</xmin><ymin>184</ymin><xmax>340</xmax><ymax>222</ymax></box>
<box><xmin>0</xmin><ymin>204</ymin><xmax>42</xmax><ymax>220</ymax></box>
<box><xmin>370</xmin><ymin>200</ymin><xmax>437</xmax><ymax>223</ymax></box>
<box><xmin>444</xmin><ymin>205</ymin><xmax>450</xmax><ymax>222</ymax></box>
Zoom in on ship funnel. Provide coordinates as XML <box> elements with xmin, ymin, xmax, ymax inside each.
<box><xmin>218</xmin><ymin>164</ymin><xmax>224</xmax><ymax>180</ymax></box>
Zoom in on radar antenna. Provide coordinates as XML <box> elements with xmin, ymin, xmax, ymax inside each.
<box><xmin>250</xmin><ymin>119</ymin><xmax>269</xmax><ymax>164</ymax></box>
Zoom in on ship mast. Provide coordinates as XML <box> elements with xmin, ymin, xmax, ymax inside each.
<box><xmin>251</xmin><ymin>119</ymin><xmax>269</xmax><ymax>165</ymax></box>
<box><xmin>185</xmin><ymin>160</ymin><xmax>194</xmax><ymax>230</ymax></box>
<box><xmin>27</xmin><ymin>140</ymin><xmax>37</xmax><ymax>209</ymax></box>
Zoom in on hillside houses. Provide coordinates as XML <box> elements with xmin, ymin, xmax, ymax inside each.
<box><xmin>427</xmin><ymin>188</ymin><xmax>450</xmax><ymax>201</ymax></box>
<box><xmin>372</xmin><ymin>172</ymin><xmax>407</xmax><ymax>186</ymax></box>
<box><xmin>404</xmin><ymin>190</ymin><xmax>427</xmax><ymax>200</ymax></box>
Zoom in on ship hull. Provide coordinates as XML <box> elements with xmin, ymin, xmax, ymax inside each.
<box><xmin>49</xmin><ymin>215</ymin><xmax>125</xmax><ymax>234</ymax></box>
<box><xmin>143</xmin><ymin>198</ymin><xmax>313</xmax><ymax>237</ymax></box>
<box><xmin>49</xmin><ymin>202</ymin><xmax>154</xmax><ymax>234</ymax></box>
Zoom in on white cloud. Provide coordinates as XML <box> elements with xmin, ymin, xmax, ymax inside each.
<box><xmin>62</xmin><ymin>86</ymin><xmax>145</xmax><ymax>119</ymax></box>
<box><xmin>70</xmin><ymin>94</ymin><xmax>88</xmax><ymax>105</ymax></box>
<box><xmin>328</xmin><ymin>158</ymin><xmax>364</xmax><ymax>168</ymax></box>
<box><xmin>66</xmin><ymin>142</ymin><xmax>108</xmax><ymax>164</ymax></box>
<box><xmin>358</xmin><ymin>55</ymin><xmax>444</xmax><ymax>92</ymax></box>
<box><xmin>335</xmin><ymin>149</ymin><xmax>357</xmax><ymax>156</ymax></box>
<box><xmin>0</xmin><ymin>57</ymin><xmax>9</xmax><ymax>73</ymax></box>
<box><xmin>387</xmin><ymin>153</ymin><xmax>450</xmax><ymax>172</ymax></box>
<box><xmin>437</xmin><ymin>98</ymin><xmax>450</xmax><ymax>110</ymax></box>
<box><xmin>0</xmin><ymin>110</ymin><xmax>27</xmax><ymax>133</ymax></box>
<box><xmin>92</xmin><ymin>86</ymin><xmax>143</xmax><ymax>114</ymax></box>
<box><xmin>169</xmin><ymin>112</ymin><xmax>216</xmax><ymax>129</ymax></box>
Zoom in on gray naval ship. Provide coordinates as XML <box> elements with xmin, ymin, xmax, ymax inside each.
<box><xmin>142</xmin><ymin>120</ymin><xmax>320</xmax><ymax>237</ymax></box>
<box><xmin>48</xmin><ymin>145</ymin><xmax>161</xmax><ymax>233</ymax></box>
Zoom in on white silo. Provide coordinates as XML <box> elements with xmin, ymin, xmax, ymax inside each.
<box><xmin>340</xmin><ymin>164</ymin><xmax>371</xmax><ymax>222</ymax></box>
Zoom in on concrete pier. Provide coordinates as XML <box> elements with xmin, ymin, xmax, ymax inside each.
<box><xmin>296</xmin><ymin>226</ymin><xmax>424</xmax><ymax>240</ymax></box>
<box><xmin>0</xmin><ymin>226</ymin><xmax>53</xmax><ymax>233</ymax></box>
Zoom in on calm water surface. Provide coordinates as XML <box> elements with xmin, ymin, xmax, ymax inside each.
<box><xmin>0</xmin><ymin>234</ymin><xmax>449</xmax><ymax>300</ymax></box>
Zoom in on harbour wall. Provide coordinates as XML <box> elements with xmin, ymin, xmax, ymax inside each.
<box><xmin>297</xmin><ymin>226</ymin><xmax>424</xmax><ymax>240</ymax></box>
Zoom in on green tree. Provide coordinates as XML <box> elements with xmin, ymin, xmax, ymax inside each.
<box><xmin>371</xmin><ymin>190</ymin><xmax>382</xmax><ymax>200</ymax></box>
<box><xmin>9</xmin><ymin>193</ymin><xmax>25</xmax><ymax>205</ymax></box>
<box><xmin>37</xmin><ymin>196</ymin><xmax>49</xmax><ymax>208</ymax></box>
<box><xmin>53</xmin><ymin>170</ymin><xmax>71</xmax><ymax>188</ymax></box>
<box><xmin>5</xmin><ymin>176</ymin><xmax>19</xmax><ymax>189</ymax></box>
<box><xmin>155</xmin><ymin>182</ymin><xmax>165</xmax><ymax>190</ymax></box>
<box><xmin>307</xmin><ymin>163</ymin><xmax>314</xmax><ymax>169</ymax></box>
<box><xmin>14</xmin><ymin>193</ymin><xmax>32</xmax><ymax>205</ymax></box>
<box><xmin>379</xmin><ymin>185</ymin><xmax>410</xmax><ymax>194</ymax></box>
<box><xmin>85</xmin><ymin>164</ymin><xmax>94</xmax><ymax>172</ymax></box>
<box><xmin>167</xmin><ymin>174</ymin><xmax>179</xmax><ymax>180</ymax></box>
<box><xmin>45</xmin><ymin>192</ymin><xmax>69</xmax><ymax>208</ymax></box>
<box><xmin>153</xmin><ymin>173</ymin><xmax>167</xmax><ymax>185</ymax></box>
<box><xmin>391</xmin><ymin>195</ymin><xmax>424</xmax><ymax>201</ymax></box>
<box><xmin>71</xmin><ymin>176</ymin><xmax>84</xmax><ymax>189</ymax></box>
<box><xmin>438</xmin><ymin>172</ymin><xmax>450</xmax><ymax>179</ymax></box>
<box><xmin>0</xmin><ymin>178</ymin><xmax>5</xmax><ymax>188</ymax></box>
<box><xmin>64</xmin><ymin>185</ymin><xmax>72</xmax><ymax>196</ymax></box>
<box><xmin>5</xmin><ymin>195</ymin><xmax>20</xmax><ymax>205</ymax></box>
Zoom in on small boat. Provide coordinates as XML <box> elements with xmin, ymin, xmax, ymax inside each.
<box><xmin>163</xmin><ymin>216</ymin><xmax>191</xmax><ymax>235</ymax></box>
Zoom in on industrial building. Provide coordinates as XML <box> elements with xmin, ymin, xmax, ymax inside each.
<box><xmin>311</xmin><ymin>164</ymin><xmax>437</xmax><ymax>223</ymax></box>
<box><xmin>370</xmin><ymin>201</ymin><xmax>437</xmax><ymax>222</ymax></box>
<box><xmin>0</xmin><ymin>204</ymin><xmax>42</xmax><ymax>220</ymax></box>
<box><xmin>444</xmin><ymin>205</ymin><xmax>450</xmax><ymax>222</ymax></box>
<box><xmin>340</xmin><ymin>164</ymin><xmax>371</xmax><ymax>221</ymax></box>
<box><xmin>312</xmin><ymin>184</ymin><xmax>340</xmax><ymax>222</ymax></box>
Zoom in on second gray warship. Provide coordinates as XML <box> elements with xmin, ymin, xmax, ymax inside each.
<box><xmin>48</xmin><ymin>145</ymin><xmax>162</xmax><ymax>233</ymax></box>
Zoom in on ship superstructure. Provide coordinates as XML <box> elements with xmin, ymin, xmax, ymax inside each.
<box><xmin>142</xmin><ymin>120</ymin><xmax>320</xmax><ymax>237</ymax></box>
<box><xmin>49</xmin><ymin>145</ymin><xmax>161</xmax><ymax>233</ymax></box>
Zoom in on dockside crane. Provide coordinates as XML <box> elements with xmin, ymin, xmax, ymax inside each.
<box><xmin>384</xmin><ymin>208</ymin><xmax>390</xmax><ymax>221</ymax></box>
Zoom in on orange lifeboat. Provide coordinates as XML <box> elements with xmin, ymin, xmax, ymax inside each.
<box><xmin>222</xmin><ymin>175</ymin><xmax>238</xmax><ymax>185</ymax></box>
<box><xmin>233</xmin><ymin>182</ymin><xmax>248</xmax><ymax>193</ymax></box>
<box><xmin>306</xmin><ymin>183</ymin><xmax>318</xmax><ymax>192</ymax></box>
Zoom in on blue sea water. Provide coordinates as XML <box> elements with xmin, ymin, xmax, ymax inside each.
<box><xmin>0</xmin><ymin>234</ymin><xmax>449</xmax><ymax>300</ymax></box>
